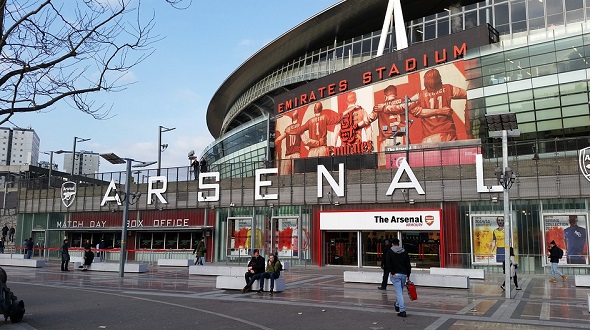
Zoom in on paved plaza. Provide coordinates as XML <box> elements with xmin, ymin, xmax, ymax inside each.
<box><xmin>0</xmin><ymin>262</ymin><xmax>589</xmax><ymax>329</ymax></box>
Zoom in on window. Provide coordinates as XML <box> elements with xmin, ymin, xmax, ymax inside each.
<box><xmin>511</xmin><ymin>1</ymin><xmax>526</xmax><ymax>22</ymax></box>
<box><xmin>465</xmin><ymin>10</ymin><xmax>477</xmax><ymax>29</ymax></box>
<box><xmin>528</xmin><ymin>0</ymin><xmax>545</xmax><ymax>19</ymax></box>
<box><xmin>437</xmin><ymin>18</ymin><xmax>449</xmax><ymax>36</ymax></box>
<box><xmin>165</xmin><ymin>233</ymin><xmax>178</xmax><ymax>249</ymax></box>
<box><xmin>494</xmin><ymin>3</ymin><xmax>509</xmax><ymax>25</ymax></box>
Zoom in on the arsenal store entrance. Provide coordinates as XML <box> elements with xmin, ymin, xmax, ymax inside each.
<box><xmin>320</xmin><ymin>209</ymin><xmax>442</xmax><ymax>268</ymax></box>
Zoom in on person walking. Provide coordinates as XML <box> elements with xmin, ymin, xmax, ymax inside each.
<box><xmin>8</xmin><ymin>226</ymin><xmax>14</xmax><ymax>243</ymax></box>
<box><xmin>0</xmin><ymin>238</ymin><xmax>4</xmax><ymax>254</ymax></box>
<box><xmin>60</xmin><ymin>239</ymin><xmax>70</xmax><ymax>271</ymax></box>
<box><xmin>548</xmin><ymin>240</ymin><xmax>567</xmax><ymax>283</ymax></box>
<box><xmin>501</xmin><ymin>247</ymin><xmax>520</xmax><ymax>291</ymax></box>
<box><xmin>24</xmin><ymin>238</ymin><xmax>34</xmax><ymax>259</ymax></box>
<box><xmin>99</xmin><ymin>239</ymin><xmax>106</xmax><ymax>261</ymax></box>
<box><xmin>385</xmin><ymin>238</ymin><xmax>411</xmax><ymax>318</ymax></box>
<box><xmin>378</xmin><ymin>239</ymin><xmax>391</xmax><ymax>290</ymax></box>
<box><xmin>192</xmin><ymin>237</ymin><xmax>206</xmax><ymax>265</ymax></box>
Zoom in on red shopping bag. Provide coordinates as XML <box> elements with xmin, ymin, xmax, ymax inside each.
<box><xmin>406</xmin><ymin>281</ymin><xmax>417</xmax><ymax>301</ymax></box>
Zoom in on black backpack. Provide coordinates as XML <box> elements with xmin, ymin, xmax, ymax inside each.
<box><xmin>277</xmin><ymin>261</ymin><xmax>283</xmax><ymax>272</ymax></box>
<box><xmin>556</xmin><ymin>247</ymin><xmax>564</xmax><ymax>259</ymax></box>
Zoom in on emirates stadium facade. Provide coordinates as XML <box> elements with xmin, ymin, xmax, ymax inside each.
<box><xmin>199</xmin><ymin>0</ymin><xmax>590</xmax><ymax>272</ymax></box>
<box><xmin>15</xmin><ymin>0</ymin><xmax>590</xmax><ymax>274</ymax></box>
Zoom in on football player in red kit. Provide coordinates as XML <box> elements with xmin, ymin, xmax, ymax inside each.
<box><xmin>411</xmin><ymin>68</ymin><xmax>467</xmax><ymax>143</ymax></box>
<box><xmin>285</xmin><ymin>102</ymin><xmax>341</xmax><ymax>157</ymax></box>
<box><xmin>356</xmin><ymin>85</ymin><xmax>405</xmax><ymax>167</ymax></box>
<box><xmin>276</xmin><ymin>110</ymin><xmax>302</xmax><ymax>174</ymax></box>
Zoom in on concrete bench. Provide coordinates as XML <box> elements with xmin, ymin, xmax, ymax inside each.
<box><xmin>157</xmin><ymin>259</ymin><xmax>191</xmax><ymax>267</ymax></box>
<box><xmin>189</xmin><ymin>265</ymin><xmax>245</xmax><ymax>276</ymax></box>
<box><xmin>0</xmin><ymin>254</ymin><xmax>25</xmax><ymax>259</ymax></box>
<box><xmin>82</xmin><ymin>262</ymin><xmax>148</xmax><ymax>273</ymax></box>
<box><xmin>69</xmin><ymin>256</ymin><xmax>102</xmax><ymax>269</ymax></box>
<box><xmin>574</xmin><ymin>275</ymin><xmax>590</xmax><ymax>287</ymax></box>
<box><xmin>430</xmin><ymin>267</ymin><xmax>485</xmax><ymax>280</ymax></box>
<box><xmin>343</xmin><ymin>271</ymin><xmax>469</xmax><ymax>289</ymax></box>
<box><xmin>0</xmin><ymin>258</ymin><xmax>46</xmax><ymax>268</ymax></box>
<box><xmin>215</xmin><ymin>275</ymin><xmax>285</xmax><ymax>292</ymax></box>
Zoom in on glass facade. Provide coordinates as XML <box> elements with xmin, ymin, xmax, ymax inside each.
<box><xmin>202</xmin><ymin>118</ymin><xmax>269</xmax><ymax>178</ymax></box>
<box><xmin>466</xmin><ymin>27</ymin><xmax>590</xmax><ymax>143</ymax></box>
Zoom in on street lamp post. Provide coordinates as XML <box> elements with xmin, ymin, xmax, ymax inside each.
<box><xmin>157</xmin><ymin>126</ymin><xmax>176</xmax><ymax>177</ymax></box>
<box><xmin>71</xmin><ymin>137</ymin><xmax>91</xmax><ymax>175</ymax></box>
<box><xmin>41</xmin><ymin>151</ymin><xmax>57</xmax><ymax>188</ymax></box>
<box><xmin>486</xmin><ymin>113</ymin><xmax>519</xmax><ymax>300</ymax></box>
<box><xmin>100</xmin><ymin>153</ymin><xmax>156</xmax><ymax>278</ymax></box>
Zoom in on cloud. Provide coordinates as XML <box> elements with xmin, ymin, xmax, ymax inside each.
<box><xmin>173</xmin><ymin>88</ymin><xmax>200</xmax><ymax>103</ymax></box>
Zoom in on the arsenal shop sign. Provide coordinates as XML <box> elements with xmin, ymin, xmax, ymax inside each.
<box><xmin>319</xmin><ymin>210</ymin><xmax>441</xmax><ymax>231</ymax></box>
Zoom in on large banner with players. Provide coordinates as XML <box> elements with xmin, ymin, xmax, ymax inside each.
<box><xmin>274</xmin><ymin>62</ymin><xmax>474</xmax><ymax>173</ymax></box>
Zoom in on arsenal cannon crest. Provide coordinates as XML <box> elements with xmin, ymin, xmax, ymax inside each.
<box><xmin>61</xmin><ymin>181</ymin><xmax>77</xmax><ymax>208</ymax></box>
<box><xmin>580</xmin><ymin>147</ymin><xmax>590</xmax><ymax>183</ymax></box>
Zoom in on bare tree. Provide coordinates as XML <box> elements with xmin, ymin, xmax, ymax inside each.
<box><xmin>0</xmin><ymin>0</ymin><xmax>188</xmax><ymax>125</ymax></box>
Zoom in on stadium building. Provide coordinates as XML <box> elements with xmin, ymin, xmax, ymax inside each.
<box><xmin>16</xmin><ymin>0</ymin><xmax>590</xmax><ymax>274</ymax></box>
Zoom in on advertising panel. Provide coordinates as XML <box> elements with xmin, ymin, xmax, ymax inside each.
<box><xmin>277</xmin><ymin>218</ymin><xmax>298</xmax><ymax>257</ymax></box>
<box><xmin>543</xmin><ymin>214</ymin><xmax>589</xmax><ymax>265</ymax></box>
<box><xmin>274</xmin><ymin>61</ymin><xmax>473</xmax><ymax>174</ymax></box>
<box><xmin>471</xmin><ymin>214</ymin><xmax>518</xmax><ymax>265</ymax></box>
<box><xmin>229</xmin><ymin>218</ymin><xmax>256</xmax><ymax>256</ymax></box>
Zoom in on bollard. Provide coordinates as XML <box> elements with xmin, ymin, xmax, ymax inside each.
<box><xmin>0</xmin><ymin>267</ymin><xmax>25</xmax><ymax>323</ymax></box>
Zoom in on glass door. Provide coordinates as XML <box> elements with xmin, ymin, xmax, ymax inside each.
<box><xmin>401</xmin><ymin>231</ymin><xmax>440</xmax><ymax>269</ymax></box>
<box><xmin>324</xmin><ymin>231</ymin><xmax>358</xmax><ymax>266</ymax></box>
<box><xmin>361</xmin><ymin>231</ymin><xmax>399</xmax><ymax>267</ymax></box>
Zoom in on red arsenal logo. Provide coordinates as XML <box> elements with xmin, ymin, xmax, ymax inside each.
<box><xmin>425</xmin><ymin>215</ymin><xmax>435</xmax><ymax>226</ymax></box>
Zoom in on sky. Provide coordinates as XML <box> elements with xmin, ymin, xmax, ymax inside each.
<box><xmin>16</xmin><ymin>0</ymin><xmax>340</xmax><ymax>173</ymax></box>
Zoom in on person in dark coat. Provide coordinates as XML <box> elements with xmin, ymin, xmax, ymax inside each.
<box><xmin>385</xmin><ymin>238</ymin><xmax>411</xmax><ymax>318</ymax></box>
<box><xmin>98</xmin><ymin>239</ymin><xmax>106</xmax><ymax>261</ymax></box>
<box><xmin>8</xmin><ymin>226</ymin><xmax>15</xmax><ymax>242</ymax></box>
<box><xmin>200</xmin><ymin>158</ymin><xmax>207</xmax><ymax>173</ymax></box>
<box><xmin>60</xmin><ymin>239</ymin><xmax>70</xmax><ymax>271</ymax></box>
<box><xmin>1</xmin><ymin>225</ymin><xmax>8</xmax><ymax>241</ymax></box>
<box><xmin>378</xmin><ymin>239</ymin><xmax>391</xmax><ymax>290</ymax></box>
<box><xmin>242</xmin><ymin>249</ymin><xmax>265</xmax><ymax>293</ymax></box>
<box><xmin>24</xmin><ymin>238</ymin><xmax>34</xmax><ymax>259</ymax></box>
<box><xmin>83</xmin><ymin>239</ymin><xmax>92</xmax><ymax>250</ymax></box>
<box><xmin>192</xmin><ymin>237</ymin><xmax>206</xmax><ymax>265</ymax></box>
<box><xmin>82</xmin><ymin>247</ymin><xmax>94</xmax><ymax>271</ymax></box>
